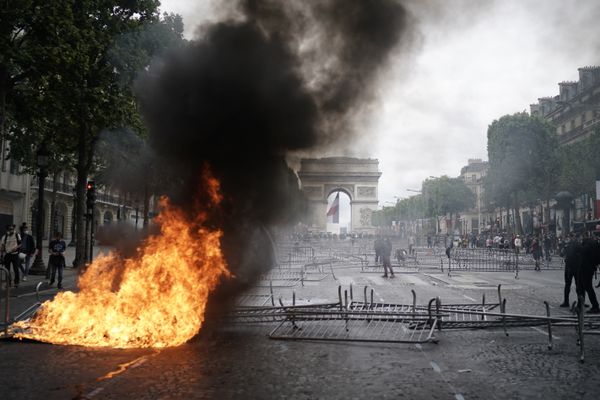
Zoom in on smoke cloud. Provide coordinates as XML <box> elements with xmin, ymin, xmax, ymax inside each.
<box><xmin>136</xmin><ymin>0</ymin><xmax>412</xmax><ymax>300</ymax></box>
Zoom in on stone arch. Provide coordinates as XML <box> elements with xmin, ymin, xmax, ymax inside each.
<box><xmin>326</xmin><ymin>186</ymin><xmax>353</xmax><ymax>202</ymax></box>
<box><xmin>298</xmin><ymin>157</ymin><xmax>381</xmax><ymax>233</ymax></box>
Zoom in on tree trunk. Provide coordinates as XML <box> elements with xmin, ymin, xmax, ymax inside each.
<box><xmin>48</xmin><ymin>172</ymin><xmax>59</xmax><ymax>240</ymax></box>
<box><xmin>143</xmin><ymin>181</ymin><xmax>150</xmax><ymax>228</ymax></box>
<box><xmin>0</xmin><ymin>71</ymin><xmax>9</xmax><ymax>172</ymax></box>
<box><xmin>74</xmin><ymin>131</ymin><xmax>90</xmax><ymax>268</ymax></box>
<box><xmin>513</xmin><ymin>194</ymin><xmax>523</xmax><ymax>235</ymax></box>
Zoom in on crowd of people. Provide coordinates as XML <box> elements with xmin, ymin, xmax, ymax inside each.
<box><xmin>0</xmin><ymin>223</ymin><xmax>66</xmax><ymax>289</ymax></box>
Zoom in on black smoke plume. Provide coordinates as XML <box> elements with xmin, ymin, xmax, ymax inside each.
<box><xmin>137</xmin><ymin>0</ymin><xmax>410</xmax><ymax>304</ymax></box>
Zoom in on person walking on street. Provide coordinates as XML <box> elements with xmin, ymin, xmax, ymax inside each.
<box><xmin>381</xmin><ymin>238</ymin><xmax>395</xmax><ymax>278</ymax></box>
<box><xmin>19</xmin><ymin>223</ymin><xmax>36</xmax><ymax>281</ymax></box>
<box><xmin>374</xmin><ymin>236</ymin><xmax>383</xmax><ymax>264</ymax></box>
<box><xmin>48</xmin><ymin>231</ymin><xmax>67</xmax><ymax>289</ymax></box>
<box><xmin>577</xmin><ymin>237</ymin><xmax>600</xmax><ymax>313</ymax></box>
<box><xmin>1</xmin><ymin>224</ymin><xmax>22</xmax><ymax>287</ymax></box>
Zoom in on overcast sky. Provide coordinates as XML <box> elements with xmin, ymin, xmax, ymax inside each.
<box><xmin>159</xmin><ymin>0</ymin><xmax>600</xmax><ymax>212</ymax></box>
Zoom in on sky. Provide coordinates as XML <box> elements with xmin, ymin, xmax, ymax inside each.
<box><xmin>158</xmin><ymin>0</ymin><xmax>600</xmax><ymax>228</ymax></box>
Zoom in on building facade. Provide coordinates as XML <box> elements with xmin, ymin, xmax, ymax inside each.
<box><xmin>530</xmin><ymin>66</ymin><xmax>600</xmax><ymax>145</ymax></box>
<box><xmin>0</xmin><ymin>147</ymin><xmax>151</xmax><ymax>239</ymax></box>
<box><xmin>458</xmin><ymin>158</ymin><xmax>489</xmax><ymax>234</ymax></box>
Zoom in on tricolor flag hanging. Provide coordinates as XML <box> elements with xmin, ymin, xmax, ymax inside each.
<box><xmin>327</xmin><ymin>192</ymin><xmax>340</xmax><ymax>223</ymax></box>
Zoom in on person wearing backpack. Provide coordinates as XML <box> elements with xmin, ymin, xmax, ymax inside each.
<box><xmin>19</xmin><ymin>223</ymin><xmax>36</xmax><ymax>281</ymax></box>
<box><xmin>1</xmin><ymin>224</ymin><xmax>22</xmax><ymax>288</ymax></box>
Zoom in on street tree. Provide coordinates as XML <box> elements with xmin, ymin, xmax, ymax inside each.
<box><xmin>486</xmin><ymin>112</ymin><xmax>557</xmax><ymax>234</ymax></box>
<box><xmin>422</xmin><ymin>176</ymin><xmax>475</xmax><ymax>233</ymax></box>
<box><xmin>4</xmin><ymin>2</ymin><xmax>183</xmax><ymax>267</ymax></box>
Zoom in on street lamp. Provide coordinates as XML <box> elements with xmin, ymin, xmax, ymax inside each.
<box><xmin>29</xmin><ymin>143</ymin><xmax>50</xmax><ymax>275</ymax></box>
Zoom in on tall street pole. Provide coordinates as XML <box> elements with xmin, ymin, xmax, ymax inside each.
<box><xmin>29</xmin><ymin>143</ymin><xmax>50</xmax><ymax>275</ymax></box>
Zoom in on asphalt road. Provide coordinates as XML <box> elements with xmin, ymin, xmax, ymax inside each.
<box><xmin>1</xmin><ymin>244</ymin><xmax>599</xmax><ymax>400</ymax></box>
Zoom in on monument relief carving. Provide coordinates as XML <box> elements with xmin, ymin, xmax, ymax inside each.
<box><xmin>360</xmin><ymin>208</ymin><xmax>373</xmax><ymax>227</ymax></box>
<box><xmin>357</xmin><ymin>186</ymin><xmax>376</xmax><ymax>198</ymax></box>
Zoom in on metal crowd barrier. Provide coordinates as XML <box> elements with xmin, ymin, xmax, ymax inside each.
<box><xmin>268</xmin><ymin>286</ymin><xmax>439</xmax><ymax>344</ymax></box>
<box><xmin>447</xmin><ymin>247</ymin><xmax>563</xmax><ymax>277</ymax></box>
<box><xmin>276</xmin><ymin>246</ymin><xmax>315</xmax><ymax>268</ymax></box>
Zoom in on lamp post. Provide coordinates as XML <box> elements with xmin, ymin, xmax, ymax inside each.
<box><xmin>29</xmin><ymin>143</ymin><xmax>50</xmax><ymax>275</ymax></box>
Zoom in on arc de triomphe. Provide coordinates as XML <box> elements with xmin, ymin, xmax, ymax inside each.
<box><xmin>297</xmin><ymin>157</ymin><xmax>381</xmax><ymax>232</ymax></box>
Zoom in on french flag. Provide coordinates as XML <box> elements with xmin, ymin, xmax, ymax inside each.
<box><xmin>327</xmin><ymin>192</ymin><xmax>340</xmax><ymax>223</ymax></box>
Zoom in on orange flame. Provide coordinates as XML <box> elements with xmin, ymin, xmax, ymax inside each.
<box><xmin>13</xmin><ymin>174</ymin><xmax>230</xmax><ymax>348</ymax></box>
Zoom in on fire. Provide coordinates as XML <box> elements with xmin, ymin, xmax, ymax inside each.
<box><xmin>12</xmin><ymin>174</ymin><xmax>230</xmax><ymax>348</ymax></box>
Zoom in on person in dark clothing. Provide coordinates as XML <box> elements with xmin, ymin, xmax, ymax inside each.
<box><xmin>531</xmin><ymin>237</ymin><xmax>542</xmax><ymax>271</ymax></box>
<box><xmin>19</xmin><ymin>223</ymin><xmax>36</xmax><ymax>280</ymax></box>
<box><xmin>560</xmin><ymin>236</ymin><xmax>580</xmax><ymax>307</ymax></box>
<box><xmin>381</xmin><ymin>238</ymin><xmax>394</xmax><ymax>278</ymax></box>
<box><xmin>577</xmin><ymin>238</ymin><xmax>600</xmax><ymax>313</ymax></box>
<box><xmin>48</xmin><ymin>232</ymin><xmax>67</xmax><ymax>289</ymax></box>
<box><xmin>374</xmin><ymin>237</ymin><xmax>383</xmax><ymax>264</ymax></box>
<box><xmin>543</xmin><ymin>235</ymin><xmax>552</xmax><ymax>263</ymax></box>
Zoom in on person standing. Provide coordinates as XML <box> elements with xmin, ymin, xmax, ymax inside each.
<box><xmin>531</xmin><ymin>237</ymin><xmax>541</xmax><ymax>271</ymax></box>
<box><xmin>48</xmin><ymin>232</ymin><xmax>67</xmax><ymax>289</ymax></box>
<box><xmin>543</xmin><ymin>235</ymin><xmax>552</xmax><ymax>264</ymax></box>
<box><xmin>381</xmin><ymin>238</ymin><xmax>395</xmax><ymax>278</ymax></box>
<box><xmin>408</xmin><ymin>235</ymin><xmax>415</xmax><ymax>255</ymax></box>
<box><xmin>514</xmin><ymin>235</ymin><xmax>522</xmax><ymax>254</ymax></box>
<box><xmin>1</xmin><ymin>224</ymin><xmax>22</xmax><ymax>287</ymax></box>
<box><xmin>577</xmin><ymin>237</ymin><xmax>600</xmax><ymax>313</ymax></box>
<box><xmin>560</xmin><ymin>235</ymin><xmax>580</xmax><ymax>307</ymax></box>
<box><xmin>374</xmin><ymin>236</ymin><xmax>383</xmax><ymax>264</ymax></box>
<box><xmin>19</xmin><ymin>223</ymin><xmax>36</xmax><ymax>281</ymax></box>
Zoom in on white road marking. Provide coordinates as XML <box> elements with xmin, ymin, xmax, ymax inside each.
<box><xmin>462</xmin><ymin>294</ymin><xmax>476</xmax><ymax>302</ymax></box>
<box><xmin>530</xmin><ymin>326</ymin><xmax>561</xmax><ymax>340</ymax></box>
<box><xmin>87</xmin><ymin>387</ymin><xmax>104</xmax><ymax>398</ymax></box>
<box><xmin>430</xmin><ymin>361</ymin><xmax>441</xmax><ymax>373</ymax></box>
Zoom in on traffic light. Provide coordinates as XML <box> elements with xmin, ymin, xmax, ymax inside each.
<box><xmin>86</xmin><ymin>180</ymin><xmax>96</xmax><ymax>209</ymax></box>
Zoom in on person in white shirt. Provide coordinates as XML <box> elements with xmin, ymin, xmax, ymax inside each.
<box><xmin>1</xmin><ymin>224</ymin><xmax>22</xmax><ymax>287</ymax></box>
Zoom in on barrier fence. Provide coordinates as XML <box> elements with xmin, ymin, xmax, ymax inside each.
<box><xmin>448</xmin><ymin>247</ymin><xmax>563</xmax><ymax>276</ymax></box>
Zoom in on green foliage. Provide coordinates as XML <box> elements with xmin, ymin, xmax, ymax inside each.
<box><xmin>486</xmin><ymin>112</ymin><xmax>559</xmax><ymax>207</ymax></box>
<box><xmin>372</xmin><ymin>195</ymin><xmax>424</xmax><ymax>227</ymax></box>
<box><xmin>422</xmin><ymin>176</ymin><xmax>475</xmax><ymax>217</ymax></box>
<box><xmin>558</xmin><ymin>128</ymin><xmax>600</xmax><ymax>196</ymax></box>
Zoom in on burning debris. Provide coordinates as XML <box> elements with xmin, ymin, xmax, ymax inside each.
<box><xmin>12</xmin><ymin>171</ymin><xmax>230</xmax><ymax>348</ymax></box>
